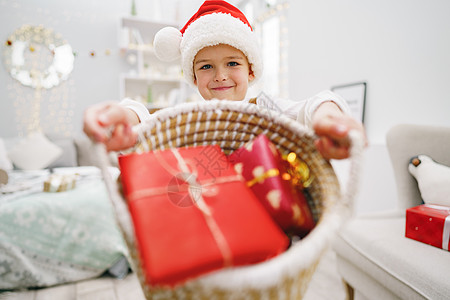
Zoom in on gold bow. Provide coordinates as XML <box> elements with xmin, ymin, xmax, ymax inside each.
<box><xmin>282</xmin><ymin>152</ymin><xmax>314</xmax><ymax>188</ymax></box>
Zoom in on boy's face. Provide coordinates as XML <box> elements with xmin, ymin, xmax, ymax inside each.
<box><xmin>193</xmin><ymin>44</ymin><xmax>255</xmax><ymax>101</ymax></box>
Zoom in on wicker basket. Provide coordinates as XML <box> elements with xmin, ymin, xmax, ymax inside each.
<box><xmin>96</xmin><ymin>100</ymin><xmax>364</xmax><ymax>299</ymax></box>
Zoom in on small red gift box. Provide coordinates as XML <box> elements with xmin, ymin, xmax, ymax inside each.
<box><xmin>118</xmin><ymin>145</ymin><xmax>289</xmax><ymax>287</ymax></box>
<box><xmin>405</xmin><ymin>204</ymin><xmax>450</xmax><ymax>251</ymax></box>
<box><xmin>228</xmin><ymin>134</ymin><xmax>315</xmax><ymax>236</ymax></box>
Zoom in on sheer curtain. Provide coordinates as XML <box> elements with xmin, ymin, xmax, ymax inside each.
<box><xmin>240</xmin><ymin>0</ymin><xmax>290</xmax><ymax>99</ymax></box>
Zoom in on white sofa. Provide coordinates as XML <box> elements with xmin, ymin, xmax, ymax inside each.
<box><xmin>333</xmin><ymin>124</ymin><xmax>450</xmax><ymax>299</ymax></box>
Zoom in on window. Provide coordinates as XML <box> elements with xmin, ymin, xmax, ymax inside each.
<box><xmin>242</xmin><ymin>0</ymin><xmax>290</xmax><ymax>99</ymax></box>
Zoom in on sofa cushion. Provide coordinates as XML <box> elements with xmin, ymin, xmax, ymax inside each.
<box><xmin>74</xmin><ymin>136</ymin><xmax>118</xmax><ymax>167</ymax></box>
<box><xmin>0</xmin><ymin>138</ymin><xmax>13</xmax><ymax>170</ymax></box>
<box><xmin>333</xmin><ymin>212</ymin><xmax>450</xmax><ymax>299</ymax></box>
<box><xmin>8</xmin><ymin>131</ymin><xmax>63</xmax><ymax>170</ymax></box>
<box><xmin>47</xmin><ymin>138</ymin><xmax>78</xmax><ymax>168</ymax></box>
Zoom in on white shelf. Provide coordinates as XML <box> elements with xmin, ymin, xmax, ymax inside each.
<box><xmin>121</xmin><ymin>16</ymin><xmax>177</xmax><ymax>33</ymax></box>
<box><xmin>121</xmin><ymin>16</ymin><xmax>178</xmax><ymax>45</ymax></box>
<box><xmin>122</xmin><ymin>74</ymin><xmax>182</xmax><ymax>83</ymax></box>
<box><xmin>119</xmin><ymin>16</ymin><xmax>192</xmax><ymax>108</ymax></box>
<box><xmin>121</xmin><ymin>44</ymin><xmax>154</xmax><ymax>52</ymax></box>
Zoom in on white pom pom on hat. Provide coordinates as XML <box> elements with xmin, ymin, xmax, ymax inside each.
<box><xmin>153</xmin><ymin>0</ymin><xmax>262</xmax><ymax>87</ymax></box>
<box><xmin>153</xmin><ymin>26</ymin><xmax>182</xmax><ymax>62</ymax></box>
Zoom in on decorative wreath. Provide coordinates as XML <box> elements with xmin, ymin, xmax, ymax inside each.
<box><xmin>3</xmin><ymin>24</ymin><xmax>74</xmax><ymax>89</ymax></box>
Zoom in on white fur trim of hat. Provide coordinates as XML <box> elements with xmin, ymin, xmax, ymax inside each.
<box><xmin>153</xmin><ymin>0</ymin><xmax>262</xmax><ymax>88</ymax></box>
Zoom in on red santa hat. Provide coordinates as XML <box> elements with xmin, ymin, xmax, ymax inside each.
<box><xmin>153</xmin><ymin>0</ymin><xmax>262</xmax><ymax>87</ymax></box>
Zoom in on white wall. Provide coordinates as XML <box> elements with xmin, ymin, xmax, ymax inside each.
<box><xmin>332</xmin><ymin>145</ymin><xmax>398</xmax><ymax>214</ymax></box>
<box><xmin>0</xmin><ymin>0</ymin><xmax>131</xmax><ymax>138</ymax></box>
<box><xmin>288</xmin><ymin>0</ymin><xmax>450</xmax><ymax>145</ymax></box>
<box><xmin>287</xmin><ymin>0</ymin><xmax>450</xmax><ymax>212</ymax></box>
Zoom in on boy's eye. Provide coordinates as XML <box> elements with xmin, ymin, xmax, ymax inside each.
<box><xmin>200</xmin><ymin>64</ymin><xmax>212</xmax><ymax>70</ymax></box>
<box><xmin>228</xmin><ymin>61</ymin><xmax>239</xmax><ymax>67</ymax></box>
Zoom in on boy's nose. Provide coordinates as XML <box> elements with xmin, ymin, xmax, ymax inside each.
<box><xmin>214</xmin><ymin>68</ymin><xmax>227</xmax><ymax>82</ymax></box>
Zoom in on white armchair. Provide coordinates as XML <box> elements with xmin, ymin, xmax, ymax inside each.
<box><xmin>333</xmin><ymin>124</ymin><xmax>450</xmax><ymax>299</ymax></box>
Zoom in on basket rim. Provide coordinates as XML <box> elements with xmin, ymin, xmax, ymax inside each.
<box><xmin>134</xmin><ymin>99</ymin><xmax>317</xmax><ymax>148</ymax></box>
<box><xmin>129</xmin><ymin>100</ymin><xmax>344</xmax><ymax>290</ymax></box>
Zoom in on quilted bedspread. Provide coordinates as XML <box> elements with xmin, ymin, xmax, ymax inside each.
<box><xmin>0</xmin><ymin>167</ymin><xmax>128</xmax><ymax>290</ymax></box>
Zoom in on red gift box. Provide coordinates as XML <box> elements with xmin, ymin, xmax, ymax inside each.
<box><xmin>405</xmin><ymin>204</ymin><xmax>450</xmax><ymax>251</ymax></box>
<box><xmin>118</xmin><ymin>145</ymin><xmax>289</xmax><ymax>287</ymax></box>
<box><xmin>228</xmin><ymin>134</ymin><xmax>315</xmax><ymax>236</ymax></box>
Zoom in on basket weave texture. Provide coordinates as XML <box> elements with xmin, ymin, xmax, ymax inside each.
<box><xmin>97</xmin><ymin>100</ymin><xmax>363</xmax><ymax>300</ymax></box>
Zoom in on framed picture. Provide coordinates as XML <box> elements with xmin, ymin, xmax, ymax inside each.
<box><xmin>331</xmin><ymin>82</ymin><xmax>367</xmax><ymax>123</ymax></box>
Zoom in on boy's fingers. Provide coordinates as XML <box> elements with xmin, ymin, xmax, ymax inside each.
<box><xmin>83</xmin><ymin>102</ymin><xmax>129</xmax><ymax>143</ymax></box>
<box><xmin>315</xmin><ymin>137</ymin><xmax>350</xmax><ymax>160</ymax></box>
<box><xmin>105</xmin><ymin>124</ymin><xmax>125</xmax><ymax>151</ymax></box>
<box><xmin>313</xmin><ymin>115</ymin><xmax>349</xmax><ymax>140</ymax></box>
<box><xmin>106</xmin><ymin>124</ymin><xmax>137</xmax><ymax>151</ymax></box>
<box><xmin>83</xmin><ymin>105</ymin><xmax>108</xmax><ymax>142</ymax></box>
<box><xmin>98</xmin><ymin>104</ymin><xmax>129</xmax><ymax>126</ymax></box>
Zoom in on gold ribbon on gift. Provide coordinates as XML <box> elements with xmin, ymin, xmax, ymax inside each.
<box><xmin>126</xmin><ymin>148</ymin><xmax>242</xmax><ymax>268</ymax></box>
<box><xmin>247</xmin><ymin>168</ymin><xmax>280</xmax><ymax>187</ymax></box>
<box><xmin>282</xmin><ymin>152</ymin><xmax>314</xmax><ymax>188</ymax></box>
<box><xmin>244</xmin><ymin>152</ymin><xmax>313</xmax><ymax>190</ymax></box>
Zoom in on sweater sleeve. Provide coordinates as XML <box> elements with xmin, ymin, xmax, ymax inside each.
<box><xmin>256</xmin><ymin>90</ymin><xmax>351</xmax><ymax>130</ymax></box>
<box><xmin>119</xmin><ymin>98</ymin><xmax>152</xmax><ymax>123</ymax></box>
<box><xmin>296</xmin><ymin>90</ymin><xmax>351</xmax><ymax>129</ymax></box>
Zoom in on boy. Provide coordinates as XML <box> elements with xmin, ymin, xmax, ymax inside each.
<box><xmin>84</xmin><ymin>0</ymin><xmax>365</xmax><ymax>159</ymax></box>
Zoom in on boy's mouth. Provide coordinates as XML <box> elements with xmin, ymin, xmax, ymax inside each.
<box><xmin>211</xmin><ymin>86</ymin><xmax>233</xmax><ymax>91</ymax></box>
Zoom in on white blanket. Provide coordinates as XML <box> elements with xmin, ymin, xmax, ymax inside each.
<box><xmin>0</xmin><ymin>167</ymin><xmax>127</xmax><ymax>289</ymax></box>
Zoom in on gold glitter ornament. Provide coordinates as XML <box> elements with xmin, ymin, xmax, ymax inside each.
<box><xmin>282</xmin><ymin>152</ymin><xmax>314</xmax><ymax>188</ymax></box>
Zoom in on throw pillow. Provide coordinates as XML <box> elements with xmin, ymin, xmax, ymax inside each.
<box><xmin>47</xmin><ymin>138</ymin><xmax>78</xmax><ymax>168</ymax></box>
<box><xmin>74</xmin><ymin>135</ymin><xmax>118</xmax><ymax>167</ymax></box>
<box><xmin>8</xmin><ymin>131</ymin><xmax>63</xmax><ymax>170</ymax></box>
<box><xmin>0</xmin><ymin>138</ymin><xmax>13</xmax><ymax>170</ymax></box>
<box><xmin>408</xmin><ymin>154</ymin><xmax>450</xmax><ymax>207</ymax></box>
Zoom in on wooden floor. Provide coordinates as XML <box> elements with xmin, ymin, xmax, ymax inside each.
<box><xmin>0</xmin><ymin>249</ymin><xmax>346</xmax><ymax>300</ymax></box>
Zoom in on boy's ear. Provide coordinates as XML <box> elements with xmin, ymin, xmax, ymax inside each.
<box><xmin>248</xmin><ymin>66</ymin><xmax>255</xmax><ymax>82</ymax></box>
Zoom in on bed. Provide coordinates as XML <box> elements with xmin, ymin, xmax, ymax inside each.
<box><xmin>0</xmin><ymin>134</ymin><xmax>129</xmax><ymax>291</ymax></box>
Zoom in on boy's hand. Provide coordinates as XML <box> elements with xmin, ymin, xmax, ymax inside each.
<box><xmin>83</xmin><ymin>102</ymin><xmax>139</xmax><ymax>152</ymax></box>
<box><xmin>312</xmin><ymin>101</ymin><xmax>367</xmax><ymax>160</ymax></box>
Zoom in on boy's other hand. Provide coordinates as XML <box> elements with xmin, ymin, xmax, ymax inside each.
<box><xmin>312</xmin><ymin>102</ymin><xmax>367</xmax><ymax>160</ymax></box>
<box><xmin>83</xmin><ymin>102</ymin><xmax>138</xmax><ymax>152</ymax></box>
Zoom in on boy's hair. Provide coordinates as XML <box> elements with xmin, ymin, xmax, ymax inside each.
<box><xmin>154</xmin><ymin>0</ymin><xmax>262</xmax><ymax>88</ymax></box>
